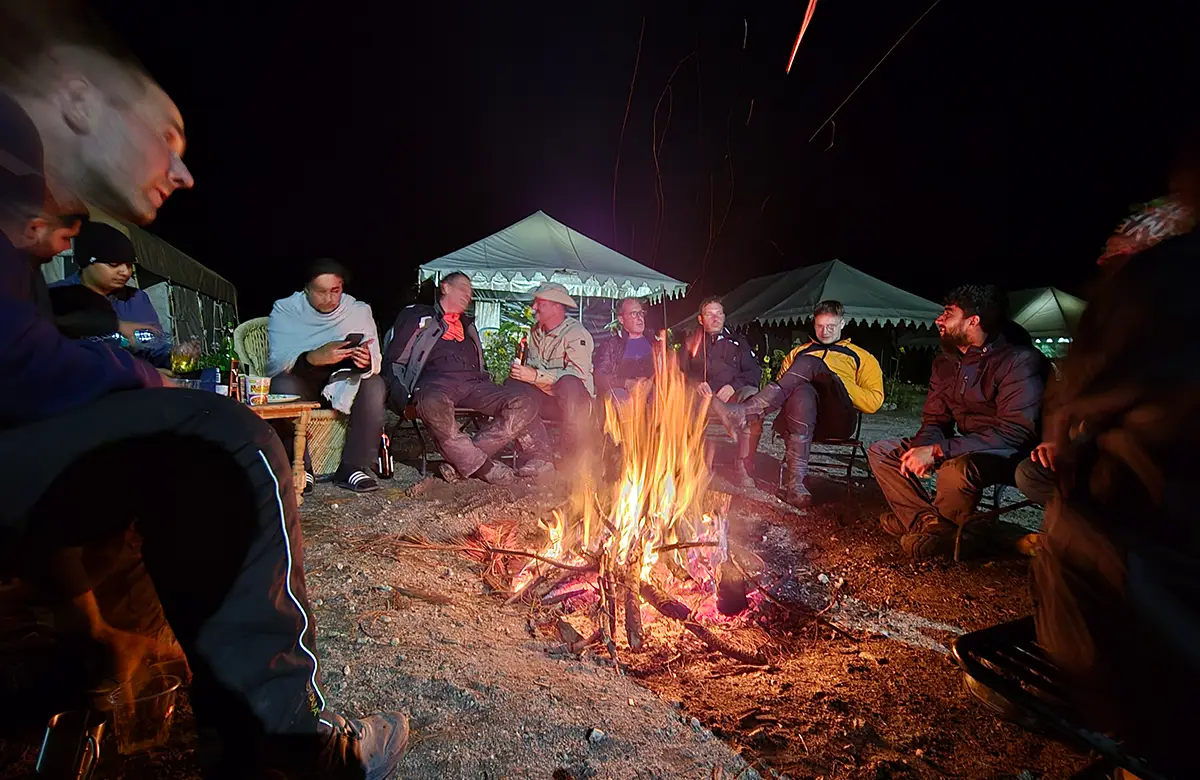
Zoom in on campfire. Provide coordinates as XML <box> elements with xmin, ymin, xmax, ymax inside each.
<box><xmin>505</xmin><ymin>353</ymin><xmax>769</xmax><ymax>669</ymax></box>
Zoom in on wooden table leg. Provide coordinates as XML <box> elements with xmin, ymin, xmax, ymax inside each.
<box><xmin>294</xmin><ymin>409</ymin><xmax>310</xmax><ymax>506</ymax></box>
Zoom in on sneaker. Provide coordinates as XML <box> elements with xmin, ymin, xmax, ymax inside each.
<box><xmin>334</xmin><ymin>470</ymin><xmax>379</xmax><ymax>493</ymax></box>
<box><xmin>879</xmin><ymin>511</ymin><xmax>906</xmax><ymax>536</ymax></box>
<box><xmin>516</xmin><ymin>458</ymin><xmax>555</xmax><ymax>478</ymax></box>
<box><xmin>304</xmin><ymin>471</ymin><xmax>315</xmax><ymax>496</ymax></box>
<box><xmin>314</xmin><ymin>710</ymin><xmax>409</xmax><ymax>779</ymax></box>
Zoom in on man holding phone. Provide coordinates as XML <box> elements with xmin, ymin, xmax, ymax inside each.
<box><xmin>267</xmin><ymin>259</ymin><xmax>385</xmax><ymax>493</ymax></box>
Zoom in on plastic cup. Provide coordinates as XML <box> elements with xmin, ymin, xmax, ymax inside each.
<box><xmin>106</xmin><ymin>674</ymin><xmax>181</xmax><ymax>755</ymax></box>
<box><xmin>241</xmin><ymin>376</ymin><xmax>271</xmax><ymax>406</ymax></box>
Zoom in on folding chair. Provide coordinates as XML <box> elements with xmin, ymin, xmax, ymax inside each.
<box><xmin>953</xmin><ymin>483</ymin><xmax>1035</xmax><ymax>562</ymax></box>
<box><xmin>775</xmin><ymin>411</ymin><xmax>872</xmax><ymax>510</ymax></box>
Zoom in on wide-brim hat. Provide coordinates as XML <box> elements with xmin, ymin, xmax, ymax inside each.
<box><xmin>529</xmin><ymin>281</ymin><xmax>577</xmax><ymax>308</ymax></box>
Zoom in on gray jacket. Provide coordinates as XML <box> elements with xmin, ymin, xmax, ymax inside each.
<box><xmin>384</xmin><ymin>303</ymin><xmax>485</xmax><ymax>409</ymax></box>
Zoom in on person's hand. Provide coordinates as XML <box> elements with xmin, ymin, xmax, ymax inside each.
<box><xmin>900</xmin><ymin>444</ymin><xmax>941</xmax><ymax>478</ymax></box>
<box><xmin>118</xmin><ymin>321</ymin><xmax>160</xmax><ymax>343</ymax></box>
<box><xmin>308</xmin><ymin>339</ymin><xmax>356</xmax><ymax>366</ymax></box>
<box><xmin>1030</xmin><ymin>441</ymin><xmax>1058</xmax><ymax>471</ymax></box>
<box><xmin>715</xmin><ymin>384</ymin><xmax>736</xmax><ymax>403</ymax></box>
<box><xmin>696</xmin><ymin>382</ymin><xmax>713</xmax><ymax>398</ymax></box>
<box><xmin>350</xmin><ymin>338</ymin><xmax>374</xmax><ymax>369</ymax></box>
<box><xmin>510</xmin><ymin>363</ymin><xmax>538</xmax><ymax>383</ymax></box>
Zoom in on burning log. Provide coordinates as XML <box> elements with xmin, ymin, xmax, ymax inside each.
<box><xmin>639</xmin><ymin>581</ymin><xmax>768</xmax><ymax>666</ymax></box>
<box><xmin>715</xmin><ymin>560</ymin><xmax>749</xmax><ymax>616</ymax></box>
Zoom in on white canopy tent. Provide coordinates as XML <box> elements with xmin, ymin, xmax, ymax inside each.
<box><xmin>418</xmin><ymin>210</ymin><xmax>687</xmax><ymax>331</ymax></box>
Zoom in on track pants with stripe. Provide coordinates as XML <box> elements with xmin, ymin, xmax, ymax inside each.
<box><xmin>0</xmin><ymin>389</ymin><xmax>325</xmax><ymax>745</ymax></box>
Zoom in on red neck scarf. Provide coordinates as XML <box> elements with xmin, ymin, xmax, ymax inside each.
<box><xmin>442</xmin><ymin>312</ymin><xmax>465</xmax><ymax>342</ymax></box>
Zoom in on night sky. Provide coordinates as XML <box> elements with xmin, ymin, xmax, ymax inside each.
<box><xmin>92</xmin><ymin>1</ymin><xmax>1199</xmax><ymax>325</ymax></box>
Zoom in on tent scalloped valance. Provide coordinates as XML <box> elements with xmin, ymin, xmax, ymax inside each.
<box><xmin>416</xmin><ymin>267</ymin><xmax>686</xmax><ymax>302</ymax></box>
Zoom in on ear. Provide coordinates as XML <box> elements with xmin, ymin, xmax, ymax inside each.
<box><xmin>22</xmin><ymin>217</ymin><xmax>48</xmax><ymax>246</ymax></box>
<box><xmin>55</xmin><ymin>77</ymin><xmax>102</xmax><ymax>136</ymax></box>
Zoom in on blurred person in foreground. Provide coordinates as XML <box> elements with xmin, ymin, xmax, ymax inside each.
<box><xmin>49</xmin><ymin>219</ymin><xmax>172</xmax><ymax>367</ymax></box>
<box><xmin>867</xmin><ymin>285</ymin><xmax>1046</xmax><ymax>560</ymax></box>
<box><xmin>386</xmin><ymin>271</ymin><xmax>552</xmax><ymax>484</ymax></box>
<box><xmin>1025</xmin><ymin>142</ymin><xmax>1200</xmax><ymax>777</ymax></box>
<box><xmin>718</xmin><ymin>300</ymin><xmax>884</xmax><ymax>507</ymax></box>
<box><xmin>1</xmin><ymin>5</ymin><xmax>408</xmax><ymax>777</ymax></box>
<box><xmin>268</xmin><ymin>258</ymin><xmax>385</xmax><ymax>494</ymax></box>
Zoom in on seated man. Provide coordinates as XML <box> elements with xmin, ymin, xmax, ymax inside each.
<box><xmin>1</xmin><ymin>48</ymin><xmax>404</xmax><ymax>779</ymax></box>
<box><xmin>867</xmin><ymin>285</ymin><xmax>1046</xmax><ymax>560</ymax></box>
<box><xmin>49</xmin><ymin>220</ymin><xmax>171</xmax><ymax>367</ymax></box>
<box><xmin>507</xmin><ymin>282</ymin><xmax>595</xmax><ymax>467</ymax></box>
<box><xmin>594</xmin><ymin>295</ymin><xmax>659</xmax><ymax>398</ymax></box>
<box><xmin>719</xmin><ymin>300</ymin><xmax>884</xmax><ymax>507</ymax></box>
<box><xmin>681</xmin><ymin>296</ymin><xmax>762</xmax><ymax>408</ymax></box>
<box><xmin>267</xmin><ymin>258</ymin><xmax>385</xmax><ymax>493</ymax></box>
<box><xmin>385</xmin><ymin>271</ymin><xmax>549</xmax><ymax>484</ymax></box>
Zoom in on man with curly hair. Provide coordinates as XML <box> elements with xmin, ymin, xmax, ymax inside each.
<box><xmin>868</xmin><ymin>284</ymin><xmax>1047</xmax><ymax>560</ymax></box>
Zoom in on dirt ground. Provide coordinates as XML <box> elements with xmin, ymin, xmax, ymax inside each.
<box><xmin>1</xmin><ymin>411</ymin><xmax>1095</xmax><ymax>779</ymax></box>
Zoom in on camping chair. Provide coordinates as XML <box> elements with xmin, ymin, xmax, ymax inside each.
<box><xmin>952</xmin><ymin>617</ymin><xmax>1168</xmax><ymax>780</ymax></box>
<box><xmin>233</xmin><ymin>317</ymin><xmax>349</xmax><ymax>478</ymax></box>
<box><xmin>953</xmin><ymin>483</ymin><xmax>1035</xmax><ymax>562</ymax></box>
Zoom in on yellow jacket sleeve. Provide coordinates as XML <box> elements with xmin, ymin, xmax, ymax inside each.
<box><xmin>851</xmin><ymin>348</ymin><xmax>885</xmax><ymax>413</ymax></box>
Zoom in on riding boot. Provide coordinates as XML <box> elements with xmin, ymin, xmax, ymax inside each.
<box><xmin>732</xmin><ymin>416</ymin><xmax>764</xmax><ymax>488</ymax></box>
<box><xmin>782</xmin><ymin>430</ymin><xmax>814</xmax><ymax>509</ymax></box>
<box><xmin>713</xmin><ymin>382</ymin><xmax>788</xmax><ymax>443</ymax></box>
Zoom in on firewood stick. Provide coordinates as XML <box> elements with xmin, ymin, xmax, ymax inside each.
<box><xmin>568</xmin><ymin>627</ymin><xmax>602</xmax><ymax>654</ymax></box>
<box><xmin>639</xmin><ymin>581</ymin><xmax>768</xmax><ymax>666</ymax></box>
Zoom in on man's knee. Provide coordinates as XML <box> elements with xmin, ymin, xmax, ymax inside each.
<box><xmin>1015</xmin><ymin>458</ymin><xmax>1055</xmax><ymax>506</ymax></box>
<box><xmin>867</xmin><ymin>438</ymin><xmax>903</xmax><ymax>467</ymax></box>
<box><xmin>414</xmin><ymin>389</ymin><xmax>455</xmax><ymax>427</ymax></box>
<box><xmin>936</xmin><ymin>454</ymin><xmax>984</xmax><ymax>493</ymax></box>
<box><xmin>553</xmin><ymin>376</ymin><xmax>591</xmax><ymax>408</ymax></box>
<box><xmin>501</xmin><ymin>385</ymin><xmax>541</xmax><ymax>426</ymax></box>
<box><xmin>733</xmin><ymin>385</ymin><xmax>759</xmax><ymax>403</ymax></box>
<box><xmin>783</xmin><ymin>382</ymin><xmax>818</xmax><ymax>423</ymax></box>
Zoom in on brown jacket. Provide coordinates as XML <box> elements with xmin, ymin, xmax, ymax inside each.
<box><xmin>527</xmin><ymin>317</ymin><xmax>595</xmax><ymax>395</ymax></box>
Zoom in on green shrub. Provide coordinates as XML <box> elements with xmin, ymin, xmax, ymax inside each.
<box><xmin>481</xmin><ymin>306</ymin><xmax>534</xmax><ymax>384</ymax></box>
<box><xmin>883</xmin><ymin>375</ymin><xmax>928</xmax><ymax>414</ymax></box>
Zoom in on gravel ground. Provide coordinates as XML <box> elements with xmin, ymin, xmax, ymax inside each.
<box><xmin>1</xmin><ymin>410</ymin><xmax>1086</xmax><ymax>779</ymax></box>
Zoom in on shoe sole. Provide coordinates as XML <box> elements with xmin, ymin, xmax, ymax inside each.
<box><xmin>334</xmin><ymin>481</ymin><xmax>380</xmax><ymax>493</ymax></box>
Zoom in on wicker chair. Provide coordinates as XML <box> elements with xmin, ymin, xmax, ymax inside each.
<box><xmin>233</xmin><ymin>316</ymin><xmax>349</xmax><ymax>478</ymax></box>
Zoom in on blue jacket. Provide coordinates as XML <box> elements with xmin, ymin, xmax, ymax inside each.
<box><xmin>50</xmin><ymin>271</ymin><xmax>172</xmax><ymax>367</ymax></box>
<box><xmin>0</xmin><ymin>236</ymin><xmax>162</xmax><ymax>430</ymax></box>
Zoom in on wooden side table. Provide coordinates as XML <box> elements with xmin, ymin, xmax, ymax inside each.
<box><xmin>249</xmin><ymin>401</ymin><xmax>320</xmax><ymax>506</ymax></box>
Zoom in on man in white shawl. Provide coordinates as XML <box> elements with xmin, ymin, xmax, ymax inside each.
<box><xmin>268</xmin><ymin>259</ymin><xmax>385</xmax><ymax>493</ymax></box>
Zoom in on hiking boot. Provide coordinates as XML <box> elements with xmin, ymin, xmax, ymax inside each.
<box><xmin>898</xmin><ymin>513</ymin><xmax>956</xmax><ymax>560</ymax></box>
<box><xmin>335</xmin><ymin>470</ymin><xmax>379</xmax><ymax>493</ymax></box>
<box><xmin>313</xmin><ymin>710</ymin><xmax>409</xmax><ymax>779</ymax></box>
<box><xmin>879</xmin><ymin>511</ymin><xmax>906</xmax><ymax>537</ymax></box>
<box><xmin>516</xmin><ymin>458</ymin><xmax>555</xmax><ymax>478</ymax></box>
<box><xmin>732</xmin><ymin>416</ymin><xmax>764</xmax><ymax>489</ymax></box>
<box><xmin>780</xmin><ymin>431</ymin><xmax>813</xmax><ymax>509</ymax></box>
<box><xmin>438</xmin><ymin>462</ymin><xmax>460</xmax><ymax>483</ymax></box>
<box><xmin>474</xmin><ymin>459</ymin><xmax>515</xmax><ymax>485</ymax></box>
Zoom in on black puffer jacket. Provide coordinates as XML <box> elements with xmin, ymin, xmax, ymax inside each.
<box><xmin>911</xmin><ymin>332</ymin><xmax>1047</xmax><ymax>459</ymax></box>
<box><xmin>680</xmin><ymin>328</ymin><xmax>761</xmax><ymax>391</ymax></box>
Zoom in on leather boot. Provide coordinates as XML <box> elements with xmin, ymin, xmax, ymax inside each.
<box><xmin>714</xmin><ymin>382</ymin><xmax>788</xmax><ymax>443</ymax></box>
<box><xmin>782</xmin><ymin>431</ymin><xmax>814</xmax><ymax>509</ymax></box>
<box><xmin>731</xmin><ymin>416</ymin><xmax>764</xmax><ymax>488</ymax></box>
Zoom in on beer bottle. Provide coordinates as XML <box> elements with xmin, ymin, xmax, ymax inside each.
<box><xmin>377</xmin><ymin>432</ymin><xmax>394</xmax><ymax>479</ymax></box>
<box><xmin>515</xmin><ymin>335</ymin><xmax>529</xmax><ymax>365</ymax></box>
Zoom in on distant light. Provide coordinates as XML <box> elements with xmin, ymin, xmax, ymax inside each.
<box><xmin>1058</xmin><ymin>337</ymin><xmax>1071</xmax><ymax>343</ymax></box>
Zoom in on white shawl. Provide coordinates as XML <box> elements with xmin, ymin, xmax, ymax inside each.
<box><xmin>266</xmin><ymin>291</ymin><xmax>382</xmax><ymax>414</ymax></box>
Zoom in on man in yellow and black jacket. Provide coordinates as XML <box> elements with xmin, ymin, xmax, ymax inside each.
<box><xmin>720</xmin><ymin>300</ymin><xmax>883</xmax><ymax>508</ymax></box>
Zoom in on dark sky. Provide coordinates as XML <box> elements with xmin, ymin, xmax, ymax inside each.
<box><xmin>92</xmin><ymin>1</ymin><xmax>1199</xmax><ymax>324</ymax></box>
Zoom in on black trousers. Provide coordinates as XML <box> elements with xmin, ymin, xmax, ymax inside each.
<box><xmin>270</xmin><ymin>371</ymin><xmax>386</xmax><ymax>475</ymax></box>
<box><xmin>409</xmin><ymin>375</ymin><xmax>542</xmax><ymax>476</ymax></box>
<box><xmin>771</xmin><ymin>355</ymin><xmax>857</xmax><ymax>440</ymax></box>
<box><xmin>0</xmin><ymin>390</ymin><xmax>326</xmax><ymax>745</ymax></box>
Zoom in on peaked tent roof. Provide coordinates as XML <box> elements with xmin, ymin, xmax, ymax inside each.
<box><xmin>1008</xmin><ymin>287</ymin><xmax>1086</xmax><ymax>341</ymax></box>
<box><xmin>711</xmin><ymin>260</ymin><xmax>941</xmax><ymax>328</ymax></box>
<box><xmin>418</xmin><ymin>210</ymin><xmax>688</xmax><ymax>301</ymax></box>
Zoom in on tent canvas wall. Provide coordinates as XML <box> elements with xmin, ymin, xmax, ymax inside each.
<box><xmin>418</xmin><ymin>210</ymin><xmax>687</xmax><ymax>333</ymax></box>
<box><xmin>41</xmin><ymin>208</ymin><xmax>238</xmax><ymax>352</ymax></box>
<box><xmin>672</xmin><ymin>260</ymin><xmax>942</xmax><ymax>332</ymax></box>
<box><xmin>1008</xmin><ymin>287</ymin><xmax>1086</xmax><ymax>358</ymax></box>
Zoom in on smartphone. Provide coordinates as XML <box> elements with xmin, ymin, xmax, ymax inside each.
<box><xmin>344</xmin><ymin>333</ymin><xmax>364</xmax><ymax>347</ymax></box>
